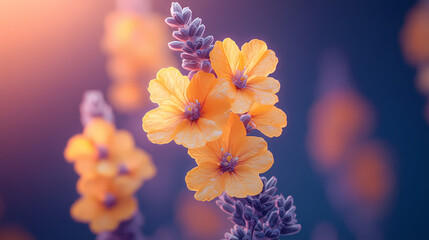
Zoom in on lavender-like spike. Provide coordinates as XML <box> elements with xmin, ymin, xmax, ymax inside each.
<box><xmin>96</xmin><ymin>211</ymin><xmax>144</xmax><ymax>240</ymax></box>
<box><xmin>165</xmin><ymin>2</ymin><xmax>215</xmax><ymax>79</ymax></box>
<box><xmin>216</xmin><ymin>177</ymin><xmax>301</xmax><ymax>240</ymax></box>
<box><xmin>80</xmin><ymin>90</ymin><xmax>114</xmax><ymax>127</ymax></box>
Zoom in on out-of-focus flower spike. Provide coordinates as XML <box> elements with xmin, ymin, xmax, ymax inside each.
<box><xmin>166</xmin><ymin>2</ymin><xmax>215</xmax><ymax>78</ymax></box>
<box><xmin>80</xmin><ymin>90</ymin><xmax>114</xmax><ymax>127</ymax></box>
<box><xmin>218</xmin><ymin>176</ymin><xmax>301</xmax><ymax>240</ymax></box>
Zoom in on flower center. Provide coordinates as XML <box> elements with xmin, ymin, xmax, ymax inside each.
<box><xmin>184</xmin><ymin>100</ymin><xmax>202</xmax><ymax>121</ymax></box>
<box><xmin>220</xmin><ymin>151</ymin><xmax>238</xmax><ymax>172</ymax></box>
<box><xmin>103</xmin><ymin>193</ymin><xmax>117</xmax><ymax>209</ymax></box>
<box><xmin>97</xmin><ymin>145</ymin><xmax>109</xmax><ymax>159</ymax></box>
<box><xmin>118</xmin><ymin>164</ymin><xmax>130</xmax><ymax>175</ymax></box>
<box><xmin>233</xmin><ymin>69</ymin><xmax>248</xmax><ymax>89</ymax></box>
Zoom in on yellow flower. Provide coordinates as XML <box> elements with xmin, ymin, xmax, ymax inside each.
<box><xmin>210</xmin><ymin>38</ymin><xmax>280</xmax><ymax>113</ymax></box>
<box><xmin>240</xmin><ymin>103</ymin><xmax>287</xmax><ymax>138</ymax></box>
<box><xmin>185</xmin><ymin>113</ymin><xmax>274</xmax><ymax>201</ymax></box>
<box><xmin>71</xmin><ymin>179</ymin><xmax>137</xmax><ymax>233</ymax></box>
<box><xmin>64</xmin><ymin>118</ymin><xmax>155</xmax><ymax>184</ymax></box>
<box><xmin>143</xmin><ymin>67</ymin><xmax>231</xmax><ymax>148</ymax></box>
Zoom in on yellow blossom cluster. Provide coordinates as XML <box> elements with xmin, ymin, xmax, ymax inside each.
<box><xmin>143</xmin><ymin>38</ymin><xmax>287</xmax><ymax>201</ymax></box>
<box><xmin>64</xmin><ymin>118</ymin><xmax>156</xmax><ymax>233</ymax></box>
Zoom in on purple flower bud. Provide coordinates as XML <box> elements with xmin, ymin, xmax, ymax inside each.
<box><xmin>172</xmin><ymin>31</ymin><xmax>188</xmax><ymax>41</ymax></box>
<box><xmin>267</xmin><ymin>177</ymin><xmax>278</xmax><ymax>189</ymax></box>
<box><xmin>284</xmin><ymin>196</ymin><xmax>293</xmax><ymax>210</ymax></box>
<box><xmin>168</xmin><ymin>41</ymin><xmax>185</xmax><ymax>51</ymax></box>
<box><xmin>188</xmin><ymin>24</ymin><xmax>197</xmax><ymax>36</ymax></box>
<box><xmin>276</xmin><ymin>194</ymin><xmax>286</xmax><ymax>208</ymax></box>
<box><xmin>195</xmin><ymin>25</ymin><xmax>205</xmax><ymax>37</ymax></box>
<box><xmin>173</xmin><ymin>12</ymin><xmax>184</xmax><ymax>25</ymax></box>
<box><xmin>171</xmin><ymin>2</ymin><xmax>182</xmax><ymax>15</ymax></box>
<box><xmin>203</xmin><ymin>36</ymin><xmax>214</xmax><ymax>48</ymax></box>
<box><xmin>264</xmin><ymin>187</ymin><xmax>278</xmax><ymax>196</ymax></box>
<box><xmin>191</xmin><ymin>17</ymin><xmax>202</xmax><ymax>27</ymax></box>
<box><xmin>181</xmin><ymin>53</ymin><xmax>197</xmax><ymax>60</ymax></box>
<box><xmin>182</xmin><ymin>60</ymin><xmax>200</xmax><ymax>71</ymax></box>
<box><xmin>231</xmin><ymin>216</ymin><xmax>245</xmax><ymax>226</ymax></box>
<box><xmin>165</xmin><ymin>17</ymin><xmax>179</xmax><ymax>27</ymax></box>
<box><xmin>268</xmin><ymin>211</ymin><xmax>279</xmax><ymax>227</ymax></box>
<box><xmin>201</xmin><ymin>60</ymin><xmax>212</xmax><ymax>72</ymax></box>
<box><xmin>281</xmin><ymin>224</ymin><xmax>302</xmax><ymax>236</ymax></box>
<box><xmin>254</xmin><ymin>231</ymin><xmax>265</xmax><ymax>239</ymax></box>
<box><xmin>196</xmin><ymin>50</ymin><xmax>207</xmax><ymax>59</ymax></box>
<box><xmin>182</xmin><ymin>7</ymin><xmax>192</xmax><ymax>24</ymax></box>
<box><xmin>185</xmin><ymin>40</ymin><xmax>195</xmax><ymax>51</ymax></box>
<box><xmin>182</xmin><ymin>46</ymin><xmax>194</xmax><ymax>54</ymax></box>
<box><xmin>221</xmin><ymin>203</ymin><xmax>235</xmax><ymax>214</ymax></box>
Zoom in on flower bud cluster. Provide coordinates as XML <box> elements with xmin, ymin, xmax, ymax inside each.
<box><xmin>166</xmin><ymin>2</ymin><xmax>215</xmax><ymax>79</ymax></box>
<box><xmin>216</xmin><ymin>177</ymin><xmax>301</xmax><ymax>240</ymax></box>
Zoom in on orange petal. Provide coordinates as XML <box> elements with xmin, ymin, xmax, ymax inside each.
<box><xmin>174</xmin><ymin>120</ymin><xmax>205</xmax><ymax>148</ymax></box>
<box><xmin>185</xmin><ymin>163</ymin><xmax>224</xmax><ymax>201</ymax></box>
<box><xmin>84</xmin><ymin>118</ymin><xmax>116</xmax><ymax>145</ymax></box>
<box><xmin>186</xmin><ymin>71</ymin><xmax>218</xmax><ymax>104</ymax></box>
<box><xmin>220</xmin><ymin>113</ymin><xmax>247</xmax><ymax>155</ymax></box>
<box><xmin>238</xmin><ymin>149</ymin><xmax>274</xmax><ymax>173</ymax></box>
<box><xmin>132</xmin><ymin>149</ymin><xmax>156</xmax><ymax>180</ymax></box>
<box><xmin>200</xmin><ymin>78</ymin><xmax>232</xmax><ymax>127</ymax></box>
<box><xmin>236</xmin><ymin>136</ymin><xmax>267</xmax><ymax>160</ymax></box>
<box><xmin>89</xmin><ymin>212</ymin><xmax>120</xmax><ymax>233</ymax></box>
<box><xmin>77</xmin><ymin>177</ymin><xmax>111</xmax><ymax>198</ymax></box>
<box><xmin>142</xmin><ymin>106</ymin><xmax>185</xmax><ymax>144</ymax></box>
<box><xmin>188</xmin><ymin>144</ymin><xmax>221</xmax><ymax>165</ymax></box>
<box><xmin>249</xmin><ymin>103</ymin><xmax>287</xmax><ymax>137</ymax></box>
<box><xmin>74</xmin><ymin>158</ymin><xmax>98</xmax><ymax>177</ymax></box>
<box><xmin>70</xmin><ymin>196</ymin><xmax>102</xmax><ymax>222</ymax></box>
<box><xmin>242</xmin><ymin>39</ymin><xmax>278</xmax><ymax>78</ymax></box>
<box><xmin>224</xmin><ymin>170</ymin><xmax>263</xmax><ymax>198</ymax></box>
<box><xmin>64</xmin><ymin>134</ymin><xmax>97</xmax><ymax>162</ymax></box>
<box><xmin>111</xmin><ymin>196</ymin><xmax>138</xmax><ymax>220</ymax></box>
<box><xmin>246</xmin><ymin>76</ymin><xmax>280</xmax><ymax>105</ymax></box>
<box><xmin>231</xmin><ymin>89</ymin><xmax>255</xmax><ymax>114</ymax></box>
<box><xmin>114</xmin><ymin>176</ymin><xmax>142</xmax><ymax>195</ymax></box>
<box><xmin>109</xmin><ymin>130</ymin><xmax>135</xmax><ymax>158</ymax></box>
<box><xmin>148</xmin><ymin>67</ymin><xmax>189</xmax><ymax>108</ymax></box>
<box><xmin>197</xmin><ymin>118</ymin><xmax>223</xmax><ymax>142</ymax></box>
<box><xmin>210</xmin><ymin>38</ymin><xmax>243</xmax><ymax>80</ymax></box>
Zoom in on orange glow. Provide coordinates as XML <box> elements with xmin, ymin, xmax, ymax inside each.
<box><xmin>401</xmin><ymin>2</ymin><xmax>429</xmax><ymax>66</ymax></box>
<box><xmin>416</xmin><ymin>64</ymin><xmax>429</xmax><ymax>95</ymax></box>
<box><xmin>176</xmin><ymin>191</ymin><xmax>230</xmax><ymax>240</ymax></box>
<box><xmin>108</xmin><ymin>82</ymin><xmax>147</xmax><ymax>113</ymax></box>
<box><xmin>308</xmin><ymin>90</ymin><xmax>375</xmax><ymax>171</ymax></box>
<box><xmin>0</xmin><ymin>225</ymin><xmax>35</xmax><ymax>240</ymax></box>
<box><xmin>346</xmin><ymin>142</ymin><xmax>394</xmax><ymax>210</ymax></box>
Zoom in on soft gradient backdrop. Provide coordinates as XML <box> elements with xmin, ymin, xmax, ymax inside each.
<box><xmin>0</xmin><ymin>0</ymin><xmax>427</xmax><ymax>239</ymax></box>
